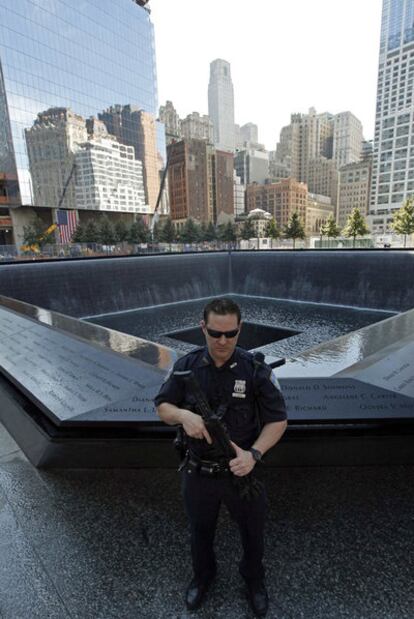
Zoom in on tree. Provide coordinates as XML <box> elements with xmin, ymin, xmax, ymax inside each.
<box><xmin>219</xmin><ymin>221</ymin><xmax>237</xmax><ymax>242</ymax></box>
<box><xmin>342</xmin><ymin>207</ymin><xmax>369</xmax><ymax>248</ymax></box>
<box><xmin>264</xmin><ymin>218</ymin><xmax>281</xmax><ymax>240</ymax></box>
<box><xmin>72</xmin><ymin>223</ymin><xmax>86</xmax><ymax>243</ymax></box>
<box><xmin>98</xmin><ymin>216</ymin><xmax>116</xmax><ymax>244</ymax></box>
<box><xmin>391</xmin><ymin>197</ymin><xmax>414</xmax><ymax>248</ymax></box>
<box><xmin>83</xmin><ymin>220</ymin><xmax>100</xmax><ymax>244</ymax></box>
<box><xmin>204</xmin><ymin>221</ymin><xmax>217</xmax><ymax>242</ymax></box>
<box><xmin>22</xmin><ymin>216</ymin><xmax>55</xmax><ymax>248</ymax></box>
<box><xmin>284</xmin><ymin>211</ymin><xmax>305</xmax><ymax>249</ymax></box>
<box><xmin>160</xmin><ymin>217</ymin><xmax>176</xmax><ymax>243</ymax></box>
<box><xmin>114</xmin><ymin>220</ymin><xmax>129</xmax><ymax>243</ymax></box>
<box><xmin>128</xmin><ymin>217</ymin><xmax>150</xmax><ymax>243</ymax></box>
<box><xmin>320</xmin><ymin>214</ymin><xmax>340</xmax><ymax>242</ymax></box>
<box><xmin>240</xmin><ymin>218</ymin><xmax>256</xmax><ymax>240</ymax></box>
<box><xmin>180</xmin><ymin>218</ymin><xmax>200</xmax><ymax>243</ymax></box>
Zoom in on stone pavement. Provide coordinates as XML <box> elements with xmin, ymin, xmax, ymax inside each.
<box><xmin>0</xmin><ymin>421</ymin><xmax>413</xmax><ymax>619</ymax></box>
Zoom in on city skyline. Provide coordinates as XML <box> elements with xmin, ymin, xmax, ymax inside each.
<box><xmin>152</xmin><ymin>0</ymin><xmax>383</xmax><ymax>150</ymax></box>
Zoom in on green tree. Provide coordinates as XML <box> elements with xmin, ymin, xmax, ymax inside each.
<box><xmin>22</xmin><ymin>216</ymin><xmax>55</xmax><ymax>247</ymax></box>
<box><xmin>240</xmin><ymin>218</ymin><xmax>256</xmax><ymax>240</ymax></box>
<box><xmin>391</xmin><ymin>197</ymin><xmax>414</xmax><ymax>248</ymax></box>
<box><xmin>180</xmin><ymin>218</ymin><xmax>200</xmax><ymax>243</ymax></box>
<box><xmin>284</xmin><ymin>211</ymin><xmax>306</xmax><ymax>249</ymax></box>
<box><xmin>264</xmin><ymin>217</ymin><xmax>281</xmax><ymax>240</ymax></box>
<box><xmin>205</xmin><ymin>221</ymin><xmax>217</xmax><ymax>242</ymax></box>
<box><xmin>320</xmin><ymin>214</ymin><xmax>340</xmax><ymax>242</ymax></box>
<box><xmin>342</xmin><ymin>207</ymin><xmax>369</xmax><ymax>248</ymax></box>
<box><xmin>98</xmin><ymin>216</ymin><xmax>116</xmax><ymax>244</ymax></box>
<box><xmin>219</xmin><ymin>221</ymin><xmax>237</xmax><ymax>242</ymax></box>
<box><xmin>160</xmin><ymin>217</ymin><xmax>177</xmax><ymax>243</ymax></box>
<box><xmin>114</xmin><ymin>220</ymin><xmax>129</xmax><ymax>243</ymax></box>
<box><xmin>128</xmin><ymin>217</ymin><xmax>150</xmax><ymax>243</ymax></box>
<box><xmin>83</xmin><ymin>220</ymin><xmax>100</xmax><ymax>244</ymax></box>
<box><xmin>72</xmin><ymin>223</ymin><xmax>86</xmax><ymax>243</ymax></box>
<box><xmin>152</xmin><ymin>220</ymin><xmax>161</xmax><ymax>242</ymax></box>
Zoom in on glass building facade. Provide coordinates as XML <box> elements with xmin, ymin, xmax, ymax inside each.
<box><xmin>370</xmin><ymin>0</ymin><xmax>414</xmax><ymax>232</ymax></box>
<box><xmin>0</xmin><ymin>0</ymin><xmax>160</xmax><ymax>234</ymax></box>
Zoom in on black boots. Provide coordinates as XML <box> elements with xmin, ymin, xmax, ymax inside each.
<box><xmin>245</xmin><ymin>579</ymin><xmax>269</xmax><ymax>617</ymax></box>
<box><xmin>185</xmin><ymin>571</ymin><xmax>216</xmax><ymax>611</ymax></box>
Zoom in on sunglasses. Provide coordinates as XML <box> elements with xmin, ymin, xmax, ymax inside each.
<box><xmin>206</xmin><ymin>327</ymin><xmax>240</xmax><ymax>339</ymax></box>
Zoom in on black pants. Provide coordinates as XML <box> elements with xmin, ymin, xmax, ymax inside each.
<box><xmin>181</xmin><ymin>469</ymin><xmax>267</xmax><ymax>583</ymax></box>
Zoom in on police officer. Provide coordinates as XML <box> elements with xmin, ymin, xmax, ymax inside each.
<box><xmin>155</xmin><ymin>298</ymin><xmax>287</xmax><ymax>617</ymax></box>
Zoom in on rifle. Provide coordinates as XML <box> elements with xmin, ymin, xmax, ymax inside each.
<box><xmin>174</xmin><ymin>370</ymin><xmax>263</xmax><ymax>501</ymax></box>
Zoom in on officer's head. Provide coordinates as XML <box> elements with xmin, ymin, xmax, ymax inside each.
<box><xmin>201</xmin><ymin>298</ymin><xmax>242</xmax><ymax>366</ymax></box>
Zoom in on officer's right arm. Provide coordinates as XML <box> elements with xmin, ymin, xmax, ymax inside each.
<box><xmin>154</xmin><ymin>368</ymin><xmax>212</xmax><ymax>443</ymax></box>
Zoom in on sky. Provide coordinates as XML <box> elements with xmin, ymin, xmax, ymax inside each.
<box><xmin>151</xmin><ymin>0</ymin><xmax>383</xmax><ymax>151</ymax></box>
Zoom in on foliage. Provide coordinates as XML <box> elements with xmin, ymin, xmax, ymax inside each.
<box><xmin>22</xmin><ymin>216</ymin><xmax>56</xmax><ymax>247</ymax></box>
<box><xmin>160</xmin><ymin>217</ymin><xmax>177</xmax><ymax>243</ymax></box>
<box><xmin>264</xmin><ymin>217</ymin><xmax>281</xmax><ymax>240</ymax></box>
<box><xmin>128</xmin><ymin>217</ymin><xmax>150</xmax><ymax>243</ymax></box>
<box><xmin>342</xmin><ymin>208</ymin><xmax>369</xmax><ymax>248</ymax></box>
<box><xmin>83</xmin><ymin>220</ymin><xmax>100</xmax><ymax>243</ymax></box>
<box><xmin>204</xmin><ymin>221</ymin><xmax>217</xmax><ymax>241</ymax></box>
<box><xmin>240</xmin><ymin>218</ymin><xmax>256</xmax><ymax>240</ymax></box>
<box><xmin>219</xmin><ymin>221</ymin><xmax>237</xmax><ymax>242</ymax></box>
<box><xmin>114</xmin><ymin>220</ymin><xmax>129</xmax><ymax>243</ymax></box>
<box><xmin>72</xmin><ymin>223</ymin><xmax>86</xmax><ymax>243</ymax></box>
<box><xmin>320</xmin><ymin>214</ymin><xmax>340</xmax><ymax>239</ymax></box>
<box><xmin>391</xmin><ymin>197</ymin><xmax>414</xmax><ymax>248</ymax></box>
<box><xmin>179</xmin><ymin>218</ymin><xmax>200</xmax><ymax>243</ymax></box>
<box><xmin>284</xmin><ymin>211</ymin><xmax>305</xmax><ymax>248</ymax></box>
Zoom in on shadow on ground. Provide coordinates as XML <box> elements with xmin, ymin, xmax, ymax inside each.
<box><xmin>0</xmin><ymin>422</ymin><xmax>413</xmax><ymax>619</ymax></box>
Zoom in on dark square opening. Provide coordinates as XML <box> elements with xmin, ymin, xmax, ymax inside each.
<box><xmin>164</xmin><ymin>321</ymin><xmax>300</xmax><ymax>350</ymax></box>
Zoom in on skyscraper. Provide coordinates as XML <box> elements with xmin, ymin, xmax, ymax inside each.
<box><xmin>0</xmin><ymin>0</ymin><xmax>159</xmax><ymax>243</ymax></box>
<box><xmin>208</xmin><ymin>59</ymin><xmax>235</xmax><ymax>152</ymax></box>
<box><xmin>370</xmin><ymin>0</ymin><xmax>414</xmax><ymax>232</ymax></box>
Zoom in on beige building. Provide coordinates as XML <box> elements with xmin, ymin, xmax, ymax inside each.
<box><xmin>181</xmin><ymin>112</ymin><xmax>214</xmax><ymax>143</ymax></box>
<box><xmin>333</xmin><ymin>112</ymin><xmax>363</xmax><ymax>168</ymax></box>
<box><xmin>306</xmin><ymin>193</ymin><xmax>335</xmax><ymax>236</ymax></box>
<box><xmin>25</xmin><ymin>107</ymin><xmax>88</xmax><ymax>210</ymax></box>
<box><xmin>246</xmin><ymin>208</ymin><xmax>272</xmax><ymax>237</ymax></box>
<box><xmin>338</xmin><ymin>160</ymin><xmax>371</xmax><ymax>229</ymax></box>
<box><xmin>307</xmin><ymin>158</ymin><xmax>339</xmax><ymax>208</ymax></box>
<box><xmin>158</xmin><ymin>100</ymin><xmax>181</xmax><ymax>143</ymax></box>
<box><xmin>246</xmin><ymin>178</ymin><xmax>307</xmax><ymax>229</ymax></box>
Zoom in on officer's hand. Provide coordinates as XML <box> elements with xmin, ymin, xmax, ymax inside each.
<box><xmin>229</xmin><ymin>441</ymin><xmax>255</xmax><ymax>477</ymax></box>
<box><xmin>180</xmin><ymin>410</ymin><xmax>212</xmax><ymax>444</ymax></box>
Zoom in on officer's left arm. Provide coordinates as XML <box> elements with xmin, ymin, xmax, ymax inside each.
<box><xmin>229</xmin><ymin>364</ymin><xmax>287</xmax><ymax>477</ymax></box>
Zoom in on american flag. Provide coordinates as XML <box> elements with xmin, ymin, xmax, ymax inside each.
<box><xmin>56</xmin><ymin>209</ymin><xmax>77</xmax><ymax>243</ymax></box>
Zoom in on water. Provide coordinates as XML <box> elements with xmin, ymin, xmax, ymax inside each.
<box><xmin>87</xmin><ymin>295</ymin><xmax>395</xmax><ymax>359</ymax></box>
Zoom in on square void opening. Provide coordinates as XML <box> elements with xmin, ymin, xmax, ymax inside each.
<box><xmin>164</xmin><ymin>321</ymin><xmax>300</xmax><ymax>350</ymax></box>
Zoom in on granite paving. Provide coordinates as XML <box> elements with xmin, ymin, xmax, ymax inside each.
<box><xmin>0</xmin><ymin>421</ymin><xmax>413</xmax><ymax>619</ymax></box>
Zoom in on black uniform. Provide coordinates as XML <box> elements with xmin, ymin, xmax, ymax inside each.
<box><xmin>154</xmin><ymin>346</ymin><xmax>287</xmax><ymax>584</ymax></box>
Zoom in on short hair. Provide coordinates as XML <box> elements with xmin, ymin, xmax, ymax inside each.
<box><xmin>203</xmin><ymin>298</ymin><xmax>241</xmax><ymax>324</ymax></box>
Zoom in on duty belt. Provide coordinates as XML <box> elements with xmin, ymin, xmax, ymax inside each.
<box><xmin>183</xmin><ymin>452</ymin><xmax>231</xmax><ymax>478</ymax></box>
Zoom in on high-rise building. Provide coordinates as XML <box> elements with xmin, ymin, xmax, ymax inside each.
<box><xmin>0</xmin><ymin>0</ymin><xmax>158</xmax><ymax>243</ymax></box>
<box><xmin>333</xmin><ymin>112</ymin><xmax>364</xmax><ymax>167</ymax></box>
<box><xmin>159</xmin><ymin>101</ymin><xmax>181</xmax><ymax>143</ymax></box>
<box><xmin>75</xmin><ymin>138</ymin><xmax>147</xmax><ymax>213</ymax></box>
<box><xmin>208</xmin><ymin>59</ymin><xmax>235</xmax><ymax>152</ymax></box>
<box><xmin>98</xmin><ymin>106</ymin><xmax>160</xmax><ymax>212</ymax></box>
<box><xmin>275</xmin><ymin>108</ymin><xmax>362</xmax><ymax>207</ymax></box>
<box><xmin>181</xmin><ymin>112</ymin><xmax>214</xmax><ymax>143</ymax></box>
<box><xmin>25</xmin><ymin>108</ymin><xmax>88</xmax><ymax>211</ymax></box>
<box><xmin>234</xmin><ymin>172</ymin><xmax>246</xmax><ymax>216</ymax></box>
<box><xmin>369</xmin><ymin>0</ymin><xmax>414</xmax><ymax>233</ymax></box>
<box><xmin>338</xmin><ymin>161</ymin><xmax>372</xmax><ymax>229</ymax></box>
<box><xmin>240</xmin><ymin>123</ymin><xmax>259</xmax><ymax>145</ymax></box>
<box><xmin>234</xmin><ymin>149</ymin><xmax>269</xmax><ymax>185</ymax></box>
<box><xmin>167</xmin><ymin>139</ymin><xmax>234</xmax><ymax>225</ymax></box>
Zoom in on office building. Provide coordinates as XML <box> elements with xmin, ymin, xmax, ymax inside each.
<box><xmin>208</xmin><ymin>59</ymin><xmax>235</xmax><ymax>152</ymax></box>
<box><xmin>369</xmin><ymin>0</ymin><xmax>414</xmax><ymax>232</ymax></box>
<box><xmin>306</xmin><ymin>193</ymin><xmax>335</xmax><ymax>236</ymax></box>
<box><xmin>333</xmin><ymin>112</ymin><xmax>364</xmax><ymax>167</ymax></box>
<box><xmin>181</xmin><ymin>112</ymin><xmax>214</xmax><ymax>143</ymax></box>
<box><xmin>338</xmin><ymin>161</ymin><xmax>372</xmax><ymax>228</ymax></box>
<box><xmin>159</xmin><ymin>101</ymin><xmax>181</xmax><ymax>143</ymax></box>
<box><xmin>246</xmin><ymin>178</ymin><xmax>307</xmax><ymax>228</ymax></box>
<box><xmin>0</xmin><ymin>0</ymin><xmax>158</xmax><ymax>243</ymax></box>
<box><xmin>234</xmin><ymin>149</ymin><xmax>269</xmax><ymax>185</ymax></box>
